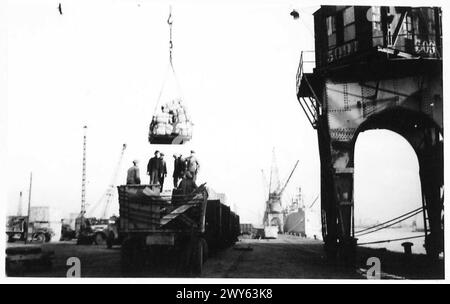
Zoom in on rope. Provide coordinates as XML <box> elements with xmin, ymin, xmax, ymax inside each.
<box><xmin>358</xmin><ymin>235</ymin><xmax>425</xmax><ymax>246</ymax></box>
<box><xmin>355</xmin><ymin>209</ymin><xmax>423</xmax><ymax>237</ymax></box>
<box><xmin>355</xmin><ymin>207</ymin><xmax>423</xmax><ymax>235</ymax></box>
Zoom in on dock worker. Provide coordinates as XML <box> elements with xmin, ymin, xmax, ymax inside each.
<box><xmin>147</xmin><ymin>150</ymin><xmax>162</xmax><ymax>185</ymax></box>
<box><xmin>159</xmin><ymin>153</ymin><xmax>168</xmax><ymax>191</ymax></box>
<box><xmin>172</xmin><ymin>153</ymin><xmax>186</xmax><ymax>188</ymax></box>
<box><xmin>178</xmin><ymin>171</ymin><xmax>197</xmax><ymax>195</ymax></box>
<box><xmin>126</xmin><ymin>160</ymin><xmax>141</xmax><ymax>185</ymax></box>
<box><xmin>186</xmin><ymin>150</ymin><xmax>200</xmax><ymax>182</ymax></box>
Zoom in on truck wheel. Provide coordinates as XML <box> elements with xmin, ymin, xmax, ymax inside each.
<box><xmin>94</xmin><ymin>233</ymin><xmax>106</xmax><ymax>246</ymax></box>
<box><xmin>45</xmin><ymin>234</ymin><xmax>52</xmax><ymax>243</ymax></box>
<box><xmin>121</xmin><ymin>238</ymin><xmax>132</xmax><ymax>274</ymax></box>
<box><xmin>34</xmin><ymin>233</ymin><xmax>46</xmax><ymax>243</ymax></box>
<box><xmin>121</xmin><ymin>237</ymin><xmax>145</xmax><ymax>276</ymax></box>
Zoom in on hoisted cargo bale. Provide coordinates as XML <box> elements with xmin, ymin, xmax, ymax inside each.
<box><xmin>149</xmin><ymin>98</ymin><xmax>193</xmax><ymax>144</ymax></box>
<box><xmin>148</xmin><ymin>9</ymin><xmax>193</xmax><ymax>145</ymax></box>
<box><xmin>165</xmin><ymin>124</ymin><xmax>174</xmax><ymax>135</ymax></box>
<box><xmin>155</xmin><ymin>113</ymin><xmax>170</xmax><ymax>124</ymax></box>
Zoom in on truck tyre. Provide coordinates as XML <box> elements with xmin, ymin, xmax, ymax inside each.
<box><xmin>34</xmin><ymin>233</ymin><xmax>46</xmax><ymax>243</ymax></box>
<box><xmin>45</xmin><ymin>233</ymin><xmax>52</xmax><ymax>243</ymax></box>
<box><xmin>121</xmin><ymin>237</ymin><xmax>145</xmax><ymax>276</ymax></box>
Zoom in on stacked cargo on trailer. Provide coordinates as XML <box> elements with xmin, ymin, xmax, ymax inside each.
<box><xmin>117</xmin><ymin>184</ymin><xmax>239</xmax><ymax>276</ymax></box>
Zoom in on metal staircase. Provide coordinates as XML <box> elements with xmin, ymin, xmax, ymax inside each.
<box><xmin>296</xmin><ymin>51</ymin><xmax>321</xmax><ymax>129</ymax></box>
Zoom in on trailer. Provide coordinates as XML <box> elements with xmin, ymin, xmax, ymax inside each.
<box><xmin>118</xmin><ymin>184</ymin><xmax>207</xmax><ymax>276</ymax></box>
<box><xmin>204</xmin><ymin>199</ymin><xmax>240</xmax><ymax>253</ymax></box>
<box><xmin>118</xmin><ymin>184</ymin><xmax>239</xmax><ymax>276</ymax></box>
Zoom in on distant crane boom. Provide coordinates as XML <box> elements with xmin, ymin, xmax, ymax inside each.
<box><xmin>88</xmin><ymin>143</ymin><xmax>127</xmax><ymax>219</ymax></box>
<box><xmin>261</xmin><ymin>169</ymin><xmax>269</xmax><ymax>199</ymax></box>
<box><xmin>102</xmin><ymin>143</ymin><xmax>127</xmax><ymax>218</ymax></box>
<box><xmin>279</xmin><ymin>160</ymin><xmax>299</xmax><ymax>197</ymax></box>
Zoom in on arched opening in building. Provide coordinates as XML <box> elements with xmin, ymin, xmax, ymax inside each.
<box><xmin>354</xmin><ymin>129</ymin><xmax>426</xmax><ymax>254</ymax></box>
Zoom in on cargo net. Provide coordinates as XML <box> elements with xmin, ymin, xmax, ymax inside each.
<box><xmin>149</xmin><ymin>98</ymin><xmax>193</xmax><ymax>145</ymax></box>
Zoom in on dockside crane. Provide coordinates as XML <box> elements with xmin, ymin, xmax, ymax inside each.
<box><xmin>262</xmin><ymin>148</ymin><xmax>299</xmax><ymax>236</ymax></box>
<box><xmin>77</xmin><ymin>142</ymin><xmax>127</xmax><ymax>245</ymax></box>
<box><xmin>88</xmin><ymin>143</ymin><xmax>127</xmax><ymax>219</ymax></box>
<box><xmin>76</xmin><ymin>126</ymin><xmax>89</xmax><ymax>243</ymax></box>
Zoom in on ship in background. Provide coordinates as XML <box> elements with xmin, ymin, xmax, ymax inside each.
<box><xmin>283</xmin><ymin>188</ymin><xmax>306</xmax><ymax>237</ymax></box>
<box><xmin>283</xmin><ymin>188</ymin><xmax>321</xmax><ymax>239</ymax></box>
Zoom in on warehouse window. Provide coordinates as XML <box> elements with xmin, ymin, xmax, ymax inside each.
<box><xmin>343</xmin><ymin>7</ymin><xmax>356</xmax><ymax>42</ymax></box>
<box><xmin>343</xmin><ymin>7</ymin><xmax>355</xmax><ymax>25</ymax></box>
<box><xmin>327</xmin><ymin>15</ymin><xmax>336</xmax><ymax>35</ymax></box>
<box><xmin>371</xmin><ymin>6</ymin><xmax>382</xmax><ymax>31</ymax></box>
<box><xmin>327</xmin><ymin>15</ymin><xmax>337</xmax><ymax>48</ymax></box>
<box><xmin>427</xmin><ymin>8</ymin><xmax>435</xmax><ymax>34</ymax></box>
<box><xmin>405</xmin><ymin>15</ymin><xmax>413</xmax><ymax>39</ymax></box>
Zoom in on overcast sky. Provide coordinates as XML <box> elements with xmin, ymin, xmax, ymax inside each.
<box><xmin>6</xmin><ymin>0</ymin><xmax>423</xmax><ymax>228</ymax></box>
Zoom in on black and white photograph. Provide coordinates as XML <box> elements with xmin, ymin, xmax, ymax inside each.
<box><xmin>1</xmin><ymin>0</ymin><xmax>446</xmax><ymax>285</ymax></box>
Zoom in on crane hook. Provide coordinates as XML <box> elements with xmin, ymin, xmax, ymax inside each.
<box><xmin>167</xmin><ymin>6</ymin><xmax>173</xmax><ymax>64</ymax></box>
<box><xmin>167</xmin><ymin>8</ymin><xmax>173</xmax><ymax>25</ymax></box>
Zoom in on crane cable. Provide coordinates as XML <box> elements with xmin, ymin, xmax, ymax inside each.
<box><xmin>86</xmin><ymin>145</ymin><xmax>126</xmax><ymax>218</ymax></box>
<box><xmin>153</xmin><ymin>6</ymin><xmax>184</xmax><ymax>115</ymax></box>
<box><xmin>358</xmin><ymin>235</ymin><xmax>425</xmax><ymax>246</ymax></box>
<box><xmin>355</xmin><ymin>207</ymin><xmax>424</xmax><ymax>237</ymax></box>
<box><xmin>168</xmin><ymin>6</ymin><xmax>173</xmax><ymax>65</ymax></box>
<box><xmin>287</xmin><ymin>218</ymin><xmax>305</xmax><ymax>233</ymax></box>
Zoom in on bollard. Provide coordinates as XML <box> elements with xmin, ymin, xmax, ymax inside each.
<box><xmin>401</xmin><ymin>242</ymin><xmax>413</xmax><ymax>256</ymax></box>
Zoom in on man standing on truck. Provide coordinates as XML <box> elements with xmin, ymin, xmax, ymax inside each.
<box><xmin>172</xmin><ymin>153</ymin><xmax>186</xmax><ymax>188</ymax></box>
<box><xmin>178</xmin><ymin>171</ymin><xmax>197</xmax><ymax>195</ymax></box>
<box><xmin>126</xmin><ymin>160</ymin><xmax>141</xmax><ymax>185</ymax></box>
<box><xmin>159</xmin><ymin>153</ymin><xmax>167</xmax><ymax>191</ymax></box>
<box><xmin>147</xmin><ymin>150</ymin><xmax>162</xmax><ymax>185</ymax></box>
<box><xmin>186</xmin><ymin>150</ymin><xmax>200</xmax><ymax>182</ymax></box>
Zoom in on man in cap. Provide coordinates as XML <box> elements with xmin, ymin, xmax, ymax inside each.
<box><xmin>186</xmin><ymin>150</ymin><xmax>200</xmax><ymax>182</ymax></box>
<box><xmin>172</xmin><ymin>153</ymin><xmax>186</xmax><ymax>188</ymax></box>
<box><xmin>126</xmin><ymin>160</ymin><xmax>141</xmax><ymax>185</ymax></box>
<box><xmin>159</xmin><ymin>153</ymin><xmax>167</xmax><ymax>191</ymax></box>
<box><xmin>147</xmin><ymin>150</ymin><xmax>162</xmax><ymax>185</ymax></box>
